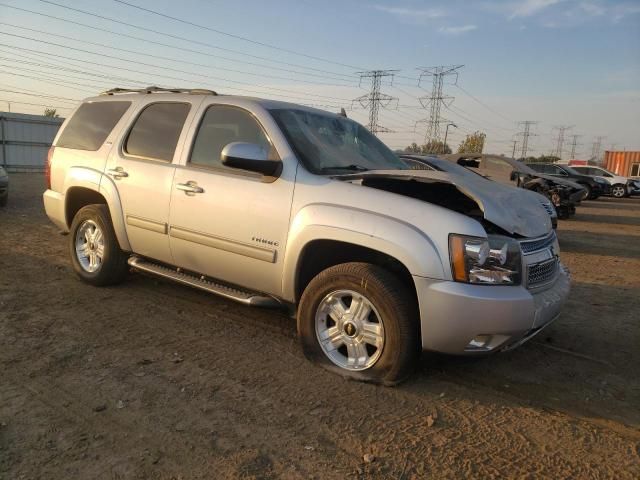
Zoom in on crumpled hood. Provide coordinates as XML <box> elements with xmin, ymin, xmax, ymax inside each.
<box><xmin>338</xmin><ymin>169</ymin><xmax>552</xmax><ymax>238</ymax></box>
<box><xmin>528</xmin><ymin>172</ymin><xmax>584</xmax><ymax>191</ymax></box>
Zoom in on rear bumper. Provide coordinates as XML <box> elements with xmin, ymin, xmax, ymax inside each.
<box><xmin>43</xmin><ymin>189</ymin><xmax>68</xmax><ymax>232</ymax></box>
<box><xmin>414</xmin><ymin>263</ymin><xmax>570</xmax><ymax>355</ymax></box>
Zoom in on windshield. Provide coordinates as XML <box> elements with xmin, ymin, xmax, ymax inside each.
<box><xmin>269</xmin><ymin>108</ymin><xmax>408</xmax><ymax>174</ymax></box>
<box><xmin>562</xmin><ymin>165</ymin><xmax>581</xmax><ymax>175</ymax></box>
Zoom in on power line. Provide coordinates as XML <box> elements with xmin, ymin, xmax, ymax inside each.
<box><xmin>39</xmin><ymin>0</ymin><xmax>361</xmax><ymax>74</ymax></box>
<box><xmin>415</xmin><ymin>65</ymin><xmax>463</xmax><ymax>142</ymax></box>
<box><xmin>454</xmin><ymin>84</ymin><xmax>514</xmax><ymax>124</ymax></box>
<box><xmin>0</xmin><ymin>22</ymin><xmax>356</xmax><ymax>90</ymax></box>
<box><xmin>516</xmin><ymin>121</ymin><xmax>538</xmax><ymax>159</ymax></box>
<box><xmin>0</xmin><ymin>36</ymin><xmax>351</xmax><ymax>108</ymax></box>
<box><xmin>352</xmin><ymin>70</ymin><xmax>399</xmax><ymax>135</ymax></box>
<box><xmin>0</xmin><ymin>98</ymin><xmax>73</xmax><ymax>111</ymax></box>
<box><xmin>0</xmin><ymin>3</ymin><xmax>360</xmax><ymax>84</ymax></box>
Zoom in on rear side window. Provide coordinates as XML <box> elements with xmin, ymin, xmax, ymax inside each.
<box><xmin>125</xmin><ymin>103</ymin><xmax>190</xmax><ymax>162</ymax></box>
<box><xmin>57</xmin><ymin>101</ymin><xmax>131</xmax><ymax>151</ymax></box>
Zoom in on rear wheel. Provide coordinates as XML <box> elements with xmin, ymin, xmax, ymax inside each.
<box><xmin>611</xmin><ymin>184</ymin><xmax>626</xmax><ymax>198</ymax></box>
<box><xmin>69</xmin><ymin>204</ymin><xmax>129</xmax><ymax>286</ymax></box>
<box><xmin>298</xmin><ymin>262</ymin><xmax>419</xmax><ymax>385</ymax></box>
<box><xmin>580</xmin><ymin>184</ymin><xmax>591</xmax><ymax>200</ymax></box>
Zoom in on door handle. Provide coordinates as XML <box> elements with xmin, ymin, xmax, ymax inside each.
<box><xmin>176</xmin><ymin>181</ymin><xmax>204</xmax><ymax>195</ymax></box>
<box><xmin>107</xmin><ymin>167</ymin><xmax>129</xmax><ymax>179</ymax></box>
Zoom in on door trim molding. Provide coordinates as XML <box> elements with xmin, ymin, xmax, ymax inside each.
<box><xmin>126</xmin><ymin>215</ymin><xmax>168</xmax><ymax>234</ymax></box>
<box><xmin>170</xmin><ymin>226</ymin><xmax>276</xmax><ymax>263</ymax></box>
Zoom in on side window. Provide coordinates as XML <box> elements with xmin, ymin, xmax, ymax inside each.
<box><xmin>125</xmin><ymin>103</ymin><xmax>190</xmax><ymax>162</ymax></box>
<box><xmin>57</xmin><ymin>101</ymin><xmax>131</xmax><ymax>151</ymax></box>
<box><xmin>551</xmin><ymin>166</ymin><xmax>565</xmax><ymax>175</ymax></box>
<box><xmin>631</xmin><ymin>164</ymin><xmax>640</xmax><ymax>176</ymax></box>
<box><xmin>189</xmin><ymin>105</ymin><xmax>272</xmax><ymax>169</ymax></box>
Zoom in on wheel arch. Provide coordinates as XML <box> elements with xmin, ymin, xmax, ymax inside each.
<box><xmin>281</xmin><ymin>204</ymin><xmax>447</xmax><ymax>303</ymax></box>
<box><xmin>62</xmin><ymin>167</ymin><xmax>131</xmax><ymax>251</ymax></box>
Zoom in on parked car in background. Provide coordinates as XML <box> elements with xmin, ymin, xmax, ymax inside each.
<box><xmin>401</xmin><ymin>154</ymin><xmax>558</xmax><ymax>228</ymax></box>
<box><xmin>0</xmin><ymin>166</ymin><xmax>8</xmax><ymax>207</ymax></box>
<box><xmin>570</xmin><ymin>165</ymin><xmax>633</xmax><ymax>198</ymax></box>
<box><xmin>439</xmin><ymin>154</ymin><xmax>585</xmax><ymax>220</ymax></box>
<box><xmin>42</xmin><ymin>88</ymin><xmax>570</xmax><ymax>384</ymax></box>
<box><xmin>526</xmin><ymin>163</ymin><xmax>609</xmax><ymax>199</ymax></box>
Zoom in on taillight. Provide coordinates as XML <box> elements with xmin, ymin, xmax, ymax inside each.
<box><xmin>46</xmin><ymin>146</ymin><xmax>55</xmax><ymax>189</ymax></box>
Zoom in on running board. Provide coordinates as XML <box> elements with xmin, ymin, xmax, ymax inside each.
<box><xmin>127</xmin><ymin>256</ymin><xmax>280</xmax><ymax>307</ymax></box>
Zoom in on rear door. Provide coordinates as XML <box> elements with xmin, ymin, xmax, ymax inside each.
<box><xmin>106</xmin><ymin>98</ymin><xmax>203</xmax><ymax>264</ymax></box>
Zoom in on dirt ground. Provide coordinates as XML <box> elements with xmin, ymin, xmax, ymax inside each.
<box><xmin>1</xmin><ymin>173</ymin><xmax>639</xmax><ymax>479</ymax></box>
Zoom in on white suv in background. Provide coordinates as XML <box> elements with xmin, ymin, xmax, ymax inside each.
<box><xmin>571</xmin><ymin>166</ymin><xmax>632</xmax><ymax>198</ymax></box>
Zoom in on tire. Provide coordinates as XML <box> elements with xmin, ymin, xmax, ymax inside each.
<box><xmin>580</xmin><ymin>184</ymin><xmax>591</xmax><ymax>200</ymax></box>
<box><xmin>298</xmin><ymin>262</ymin><xmax>419</xmax><ymax>385</ymax></box>
<box><xmin>611</xmin><ymin>184</ymin><xmax>626</xmax><ymax>198</ymax></box>
<box><xmin>0</xmin><ymin>193</ymin><xmax>7</xmax><ymax>207</ymax></box>
<box><xmin>69</xmin><ymin>204</ymin><xmax>129</xmax><ymax>286</ymax></box>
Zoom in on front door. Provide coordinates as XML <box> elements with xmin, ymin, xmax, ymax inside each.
<box><xmin>107</xmin><ymin>100</ymin><xmax>199</xmax><ymax>264</ymax></box>
<box><xmin>168</xmin><ymin>104</ymin><xmax>295</xmax><ymax>296</ymax></box>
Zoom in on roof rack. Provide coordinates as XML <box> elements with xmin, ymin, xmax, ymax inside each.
<box><xmin>100</xmin><ymin>86</ymin><xmax>218</xmax><ymax>96</ymax></box>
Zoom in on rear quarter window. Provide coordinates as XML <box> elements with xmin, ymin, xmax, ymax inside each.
<box><xmin>56</xmin><ymin>101</ymin><xmax>131</xmax><ymax>151</ymax></box>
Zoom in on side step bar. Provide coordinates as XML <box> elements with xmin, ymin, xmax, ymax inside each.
<box><xmin>128</xmin><ymin>256</ymin><xmax>280</xmax><ymax>307</ymax></box>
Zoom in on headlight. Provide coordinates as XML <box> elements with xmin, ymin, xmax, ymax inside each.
<box><xmin>449</xmin><ymin>234</ymin><xmax>522</xmax><ymax>285</ymax></box>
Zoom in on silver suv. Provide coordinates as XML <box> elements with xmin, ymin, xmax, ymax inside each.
<box><xmin>43</xmin><ymin>87</ymin><xmax>570</xmax><ymax>384</ymax></box>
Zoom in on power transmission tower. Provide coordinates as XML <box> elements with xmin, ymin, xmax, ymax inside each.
<box><xmin>352</xmin><ymin>70</ymin><xmax>399</xmax><ymax>135</ymax></box>
<box><xmin>568</xmin><ymin>134</ymin><xmax>582</xmax><ymax>159</ymax></box>
<box><xmin>415</xmin><ymin>65</ymin><xmax>463</xmax><ymax>143</ymax></box>
<box><xmin>516</xmin><ymin>121</ymin><xmax>538</xmax><ymax>159</ymax></box>
<box><xmin>551</xmin><ymin>125</ymin><xmax>573</xmax><ymax>159</ymax></box>
<box><xmin>590</xmin><ymin>136</ymin><xmax>606</xmax><ymax>163</ymax></box>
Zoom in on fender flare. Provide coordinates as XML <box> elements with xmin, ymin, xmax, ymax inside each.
<box><xmin>63</xmin><ymin>166</ymin><xmax>131</xmax><ymax>251</ymax></box>
<box><xmin>281</xmin><ymin>204</ymin><xmax>446</xmax><ymax>302</ymax></box>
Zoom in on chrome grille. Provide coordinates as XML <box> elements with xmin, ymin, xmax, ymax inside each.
<box><xmin>520</xmin><ymin>231</ymin><xmax>556</xmax><ymax>255</ymax></box>
<box><xmin>527</xmin><ymin>258</ymin><xmax>557</xmax><ymax>287</ymax></box>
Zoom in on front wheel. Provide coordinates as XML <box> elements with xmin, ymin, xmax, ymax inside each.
<box><xmin>69</xmin><ymin>204</ymin><xmax>129</xmax><ymax>286</ymax></box>
<box><xmin>298</xmin><ymin>262</ymin><xmax>419</xmax><ymax>385</ymax></box>
<box><xmin>611</xmin><ymin>184</ymin><xmax>627</xmax><ymax>198</ymax></box>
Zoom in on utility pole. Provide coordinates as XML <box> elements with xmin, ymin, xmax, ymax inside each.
<box><xmin>568</xmin><ymin>134</ymin><xmax>582</xmax><ymax>160</ymax></box>
<box><xmin>415</xmin><ymin>65</ymin><xmax>463</xmax><ymax>143</ymax></box>
<box><xmin>511</xmin><ymin>140</ymin><xmax>519</xmax><ymax>159</ymax></box>
<box><xmin>443</xmin><ymin>122</ymin><xmax>457</xmax><ymax>153</ymax></box>
<box><xmin>551</xmin><ymin>125</ymin><xmax>573</xmax><ymax>160</ymax></box>
<box><xmin>352</xmin><ymin>70</ymin><xmax>399</xmax><ymax>135</ymax></box>
<box><xmin>516</xmin><ymin>121</ymin><xmax>538</xmax><ymax>160</ymax></box>
<box><xmin>591</xmin><ymin>136</ymin><xmax>605</xmax><ymax>164</ymax></box>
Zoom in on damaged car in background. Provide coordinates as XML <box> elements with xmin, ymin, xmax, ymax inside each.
<box><xmin>439</xmin><ymin>154</ymin><xmax>586</xmax><ymax>220</ymax></box>
<box><xmin>43</xmin><ymin>90</ymin><xmax>570</xmax><ymax>384</ymax></box>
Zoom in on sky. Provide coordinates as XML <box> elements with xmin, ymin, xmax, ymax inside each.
<box><xmin>0</xmin><ymin>0</ymin><xmax>638</xmax><ymax>158</ymax></box>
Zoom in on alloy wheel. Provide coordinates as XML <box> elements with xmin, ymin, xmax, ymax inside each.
<box><xmin>315</xmin><ymin>289</ymin><xmax>385</xmax><ymax>371</ymax></box>
<box><xmin>75</xmin><ymin>219</ymin><xmax>105</xmax><ymax>273</ymax></box>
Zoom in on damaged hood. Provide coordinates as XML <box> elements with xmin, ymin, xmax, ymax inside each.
<box><xmin>338</xmin><ymin>169</ymin><xmax>552</xmax><ymax>238</ymax></box>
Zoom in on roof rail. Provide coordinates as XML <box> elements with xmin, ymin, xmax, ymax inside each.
<box><xmin>100</xmin><ymin>86</ymin><xmax>218</xmax><ymax>96</ymax></box>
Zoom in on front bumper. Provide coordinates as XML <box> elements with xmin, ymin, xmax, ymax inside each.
<box><xmin>413</xmin><ymin>263</ymin><xmax>570</xmax><ymax>355</ymax></box>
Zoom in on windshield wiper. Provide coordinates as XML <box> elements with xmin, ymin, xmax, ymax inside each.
<box><xmin>320</xmin><ymin>164</ymin><xmax>369</xmax><ymax>172</ymax></box>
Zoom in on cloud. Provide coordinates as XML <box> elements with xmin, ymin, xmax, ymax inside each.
<box><xmin>438</xmin><ymin>25</ymin><xmax>478</xmax><ymax>35</ymax></box>
<box><xmin>507</xmin><ymin>0</ymin><xmax>566</xmax><ymax>19</ymax></box>
<box><xmin>611</xmin><ymin>3</ymin><xmax>640</xmax><ymax>22</ymax></box>
<box><xmin>373</xmin><ymin>5</ymin><xmax>447</xmax><ymax>20</ymax></box>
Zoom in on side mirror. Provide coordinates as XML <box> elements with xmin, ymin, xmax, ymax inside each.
<box><xmin>221</xmin><ymin>142</ymin><xmax>281</xmax><ymax>176</ymax></box>
<box><xmin>510</xmin><ymin>170</ymin><xmax>519</xmax><ymax>181</ymax></box>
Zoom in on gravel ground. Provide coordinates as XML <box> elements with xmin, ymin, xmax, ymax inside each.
<box><xmin>1</xmin><ymin>173</ymin><xmax>639</xmax><ymax>479</ymax></box>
